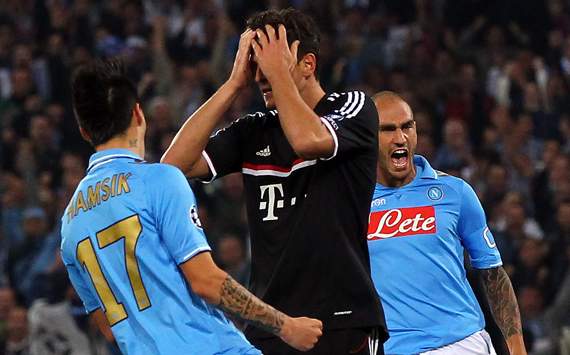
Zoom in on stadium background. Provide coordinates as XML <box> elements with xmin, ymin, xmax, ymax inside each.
<box><xmin>0</xmin><ymin>0</ymin><xmax>568</xmax><ymax>354</ymax></box>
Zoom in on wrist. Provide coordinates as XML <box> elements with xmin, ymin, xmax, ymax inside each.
<box><xmin>225</xmin><ymin>78</ymin><xmax>245</xmax><ymax>93</ymax></box>
<box><xmin>266</xmin><ymin>70</ymin><xmax>295</xmax><ymax>95</ymax></box>
<box><xmin>278</xmin><ymin>315</ymin><xmax>293</xmax><ymax>339</ymax></box>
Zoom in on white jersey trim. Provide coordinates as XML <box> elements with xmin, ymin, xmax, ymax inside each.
<box><xmin>336</xmin><ymin>91</ymin><xmax>366</xmax><ymax>118</ymax></box>
<box><xmin>201</xmin><ymin>151</ymin><xmax>217</xmax><ymax>183</ymax></box>
<box><xmin>179</xmin><ymin>246</ymin><xmax>212</xmax><ymax>264</ymax></box>
<box><xmin>88</xmin><ymin>154</ymin><xmax>138</xmax><ymax>172</ymax></box>
<box><xmin>242</xmin><ymin>159</ymin><xmax>317</xmax><ymax>177</ymax></box>
<box><xmin>319</xmin><ymin>116</ymin><xmax>339</xmax><ymax>161</ymax></box>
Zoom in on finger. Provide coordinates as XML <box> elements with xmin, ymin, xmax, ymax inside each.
<box><xmin>291</xmin><ymin>40</ymin><xmax>300</xmax><ymax>61</ymax></box>
<box><xmin>251</xmin><ymin>39</ymin><xmax>261</xmax><ymax>59</ymax></box>
<box><xmin>240</xmin><ymin>30</ymin><xmax>255</xmax><ymax>44</ymax></box>
<box><xmin>278</xmin><ymin>24</ymin><xmax>287</xmax><ymax>43</ymax></box>
<box><xmin>255</xmin><ymin>29</ymin><xmax>268</xmax><ymax>48</ymax></box>
<box><xmin>265</xmin><ymin>24</ymin><xmax>276</xmax><ymax>42</ymax></box>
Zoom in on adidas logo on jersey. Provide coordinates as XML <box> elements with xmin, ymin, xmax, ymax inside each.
<box><xmin>256</xmin><ymin>145</ymin><xmax>271</xmax><ymax>157</ymax></box>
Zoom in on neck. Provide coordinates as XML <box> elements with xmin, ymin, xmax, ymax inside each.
<box><xmin>377</xmin><ymin>165</ymin><xmax>417</xmax><ymax>188</ymax></box>
<box><xmin>300</xmin><ymin>79</ymin><xmax>326</xmax><ymax>110</ymax></box>
<box><xmin>96</xmin><ymin>132</ymin><xmax>144</xmax><ymax>158</ymax></box>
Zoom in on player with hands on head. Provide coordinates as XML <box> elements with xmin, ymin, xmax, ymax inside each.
<box><xmin>367</xmin><ymin>91</ymin><xmax>527</xmax><ymax>355</ymax></box>
<box><xmin>61</xmin><ymin>58</ymin><xmax>322</xmax><ymax>355</ymax></box>
<box><xmin>163</xmin><ymin>8</ymin><xmax>387</xmax><ymax>355</ymax></box>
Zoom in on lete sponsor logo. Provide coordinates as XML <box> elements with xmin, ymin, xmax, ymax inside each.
<box><xmin>367</xmin><ymin>206</ymin><xmax>436</xmax><ymax>240</ymax></box>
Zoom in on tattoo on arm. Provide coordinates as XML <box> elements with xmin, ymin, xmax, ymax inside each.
<box><xmin>218</xmin><ymin>275</ymin><xmax>285</xmax><ymax>335</ymax></box>
<box><xmin>480</xmin><ymin>266</ymin><xmax>523</xmax><ymax>339</ymax></box>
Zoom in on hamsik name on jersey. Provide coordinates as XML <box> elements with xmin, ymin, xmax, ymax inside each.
<box><xmin>368</xmin><ymin>155</ymin><xmax>502</xmax><ymax>355</ymax></box>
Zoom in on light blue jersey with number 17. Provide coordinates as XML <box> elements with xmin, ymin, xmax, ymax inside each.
<box><xmin>61</xmin><ymin>149</ymin><xmax>260</xmax><ymax>355</ymax></box>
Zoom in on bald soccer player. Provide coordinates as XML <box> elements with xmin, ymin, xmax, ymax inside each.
<box><xmin>367</xmin><ymin>91</ymin><xmax>527</xmax><ymax>355</ymax></box>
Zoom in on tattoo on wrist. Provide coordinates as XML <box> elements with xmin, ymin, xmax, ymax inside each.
<box><xmin>480</xmin><ymin>267</ymin><xmax>523</xmax><ymax>339</ymax></box>
<box><xmin>219</xmin><ymin>275</ymin><xmax>284</xmax><ymax>335</ymax></box>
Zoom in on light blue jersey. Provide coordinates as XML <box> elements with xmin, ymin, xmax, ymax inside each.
<box><xmin>61</xmin><ymin>149</ymin><xmax>259</xmax><ymax>355</ymax></box>
<box><xmin>367</xmin><ymin>155</ymin><xmax>502</xmax><ymax>355</ymax></box>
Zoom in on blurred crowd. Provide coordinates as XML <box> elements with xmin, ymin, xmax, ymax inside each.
<box><xmin>0</xmin><ymin>0</ymin><xmax>568</xmax><ymax>354</ymax></box>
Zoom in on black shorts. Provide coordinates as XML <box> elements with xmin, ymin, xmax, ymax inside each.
<box><xmin>252</xmin><ymin>327</ymin><xmax>385</xmax><ymax>355</ymax></box>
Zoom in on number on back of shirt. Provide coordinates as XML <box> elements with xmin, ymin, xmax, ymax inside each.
<box><xmin>77</xmin><ymin>214</ymin><xmax>150</xmax><ymax>326</ymax></box>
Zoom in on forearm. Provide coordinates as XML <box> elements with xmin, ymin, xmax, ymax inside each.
<box><xmin>181</xmin><ymin>253</ymin><xmax>286</xmax><ymax>336</ymax></box>
<box><xmin>270</xmin><ymin>72</ymin><xmax>331</xmax><ymax>158</ymax></box>
<box><xmin>217</xmin><ymin>274</ymin><xmax>285</xmax><ymax>335</ymax></box>
<box><xmin>161</xmin><ymin>81</ymin><xmax>239</xmax><ymax>173</ymax></box>
<box><xmin>479</xmin><ymin>267</ymin><xmax>527</xmax><ymax>354</ymax></box>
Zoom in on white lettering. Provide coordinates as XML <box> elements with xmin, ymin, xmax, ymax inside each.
<box><xmin>368</xmin><ymin>208</ymin><xmax>436</xmax><ymax>240</ymax></box>
<box><xmin>259</xmin><ymin>184</ymin><xmax>284</xmax><ymax>221</ymax></box>
<box><xmin>423</xmin><ymin>217</ymin><xmax>436</xmax><ymax>231</ymax></box>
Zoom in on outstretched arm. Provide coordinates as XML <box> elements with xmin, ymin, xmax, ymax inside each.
<box><xmin>479</xmin><ymin>266</ymin><xmax>527</xmax><ymax>355</ymax></box>
<box><xmin>180</xmin><ymin>252</ymin><xmax>322</xmax><ymax>351</ymax></box>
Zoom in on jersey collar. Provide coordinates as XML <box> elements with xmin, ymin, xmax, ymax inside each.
<box><xmin>415</xmin><ymin>155</ymin><xmax>438</xmax><ymax>180</ymax></box>
<box><xmin>375</xmin><ymin>155</ymin><xmax>437</xmax><ymax>192</ymax></box>
<box><xmin>87</xmin><ymin>148</ymin><xmax>143</xmax><ymax>173</ymax></box>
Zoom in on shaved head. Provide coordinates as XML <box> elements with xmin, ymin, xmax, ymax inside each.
<box><xmin>372</xmin><ymin>91</ymin><xmax>412</xmax><ymax>119</ymax></box>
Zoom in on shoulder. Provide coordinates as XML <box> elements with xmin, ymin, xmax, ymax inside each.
<box><xmin>434</xmin><ymin>170</ymin><xmax>467</xmax><ymax>193</ymax></box>
<box><xmin>325</xmin><ymin>91</ymin><xmax>373</xmax><ymax>117</ymax></box>
<box><xmin>235</xmin><ymin>110</ymin><xmax>275</xmax><ymax>124</ymax></box>
<box><xmin>142</xmin><ymin>162</ymin><xmax>188</xmax><ymax>185</ymax></box>
<box><xmin>434</xmin><ymin>171</ymin><xmax>479</xmax><ymax>200</ymax></box>
<box><xmin>212</xmin><ymin>110</ymin><xmax>272</xmax><ymax>136</ymax></box>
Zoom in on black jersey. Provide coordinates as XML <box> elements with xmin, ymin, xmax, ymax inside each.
<box><xmin>204</xmin><ymin>91</ymin><xmax>387</xmax><ymax>340</ymax></box>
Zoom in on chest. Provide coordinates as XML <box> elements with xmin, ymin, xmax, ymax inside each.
<box><xmin>240</xmin><ymin>121</ymin><xmax>315</xmax><ymax>225</ymax></box>
<box><xmin>367</xmin><ymin>184</ymin><xmax>459</xmax><ymax>242</ymax></box>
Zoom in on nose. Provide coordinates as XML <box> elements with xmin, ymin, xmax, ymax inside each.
<box><xmin>393</xmin><ymin>128</ymin><xmax>406</xmax><ymax>145</ymax></box>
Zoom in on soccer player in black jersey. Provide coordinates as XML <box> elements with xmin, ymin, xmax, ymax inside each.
<box><xmin>162</xmin><ymin>8</ymin><xmax>387</xmax><ymax>355</ymax></box>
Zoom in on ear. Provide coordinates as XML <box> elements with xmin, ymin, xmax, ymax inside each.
<box><xmin>299</xmin><ymin>53</ymin><xmax>317</xmax><ymax>78</ymax></box>
<box><xmin>132</xmin><ymin>103</ymin><xmax>145</xmax><ymax>127</ymax></box>
<box><xmin>79</xmin><ymin>126</ymin><xmax>92</xmax><ymax>144</ymax></box>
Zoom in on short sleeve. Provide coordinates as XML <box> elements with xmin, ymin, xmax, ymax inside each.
<box><xmin>149</xmin><ymin>165</ymin><xmax>211</xmax><ymax>264</ymax></box>
<box><xmin>202</xmin><ymin>115</ymin><xmax>253</xmax><ymax>182</ymax></box>
<box><xmin>457</xmin><ymin>181</ymin><xmax>503</xmax><ymax>269</ymax></box>
<box><xmin>319</xmin><ymin>91</ymin><xmax>378</xmax><ymax>160</ymax></box>
<box><xmin>63</xmin><ymin>260</ymin><xmax>101</xmax><ymax>313</ymax></box>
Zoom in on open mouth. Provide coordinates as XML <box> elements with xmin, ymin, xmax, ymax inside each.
<box><xmin>390</xmin><ymin>148</ymin><xmax>409</xmax><ymax>168</ymax></box>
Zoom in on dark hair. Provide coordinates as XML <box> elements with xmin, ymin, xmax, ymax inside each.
<box><xmin>246</xmin><ymin>8</ymin><xmax>321</xmax><ymax>75</ymax></box>
<box><xmin>71</xmin><ymin>59</ymin><xmax>138</xmax><ymax>147</ymax></box>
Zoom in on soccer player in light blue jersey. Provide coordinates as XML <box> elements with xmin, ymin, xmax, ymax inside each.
<box><xmin>367</xmin><ymin>92</ymin><xmax>527</xmax><ymax>355</ymax></box>
<box><xmin>60</xmin><ymin>59</ymin><xmax>322</xmax><ymax>355</ymax></box>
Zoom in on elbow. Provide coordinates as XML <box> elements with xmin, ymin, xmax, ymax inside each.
<box><xmin>160</xmin><ymin>153</ymin><xmax>192</xmax><ymax>175</ymax></box>
<box><xmin>290</xmin><ymin>136</ymin><xmax>331</xmax><ymax>160</ymax></box>
<box><xmin>191</xmin><ymin>278</ymin><xmax>220</xmax><ymax>305</ymax></box>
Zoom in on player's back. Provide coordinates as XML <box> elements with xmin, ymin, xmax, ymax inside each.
<box><xmin>61</xmin><ymin>149</ymin><xmax>257</xmax><ymax>355</ymax></box>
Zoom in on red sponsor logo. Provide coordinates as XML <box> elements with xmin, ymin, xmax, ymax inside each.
<box><xmin>367</xmin><ymin>206</ymin><xmax>436</xmax><ymax>240</ymax></box>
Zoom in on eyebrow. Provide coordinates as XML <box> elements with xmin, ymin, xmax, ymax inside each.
<box><xmin>379</xmin><ymin>119</ymin><xmax>415</xmax><ymax>131</ymax></box>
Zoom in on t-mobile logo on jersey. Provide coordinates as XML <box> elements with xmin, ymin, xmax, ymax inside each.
<box><xmin>259</xmin><ymin>184</ymin><xmax>285</xmax><ymax>221</ymax></box>
<box><xmin>367</xmin><ymin>206</ymin><xmax>436</xmax><ymax>240</ymax></box>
